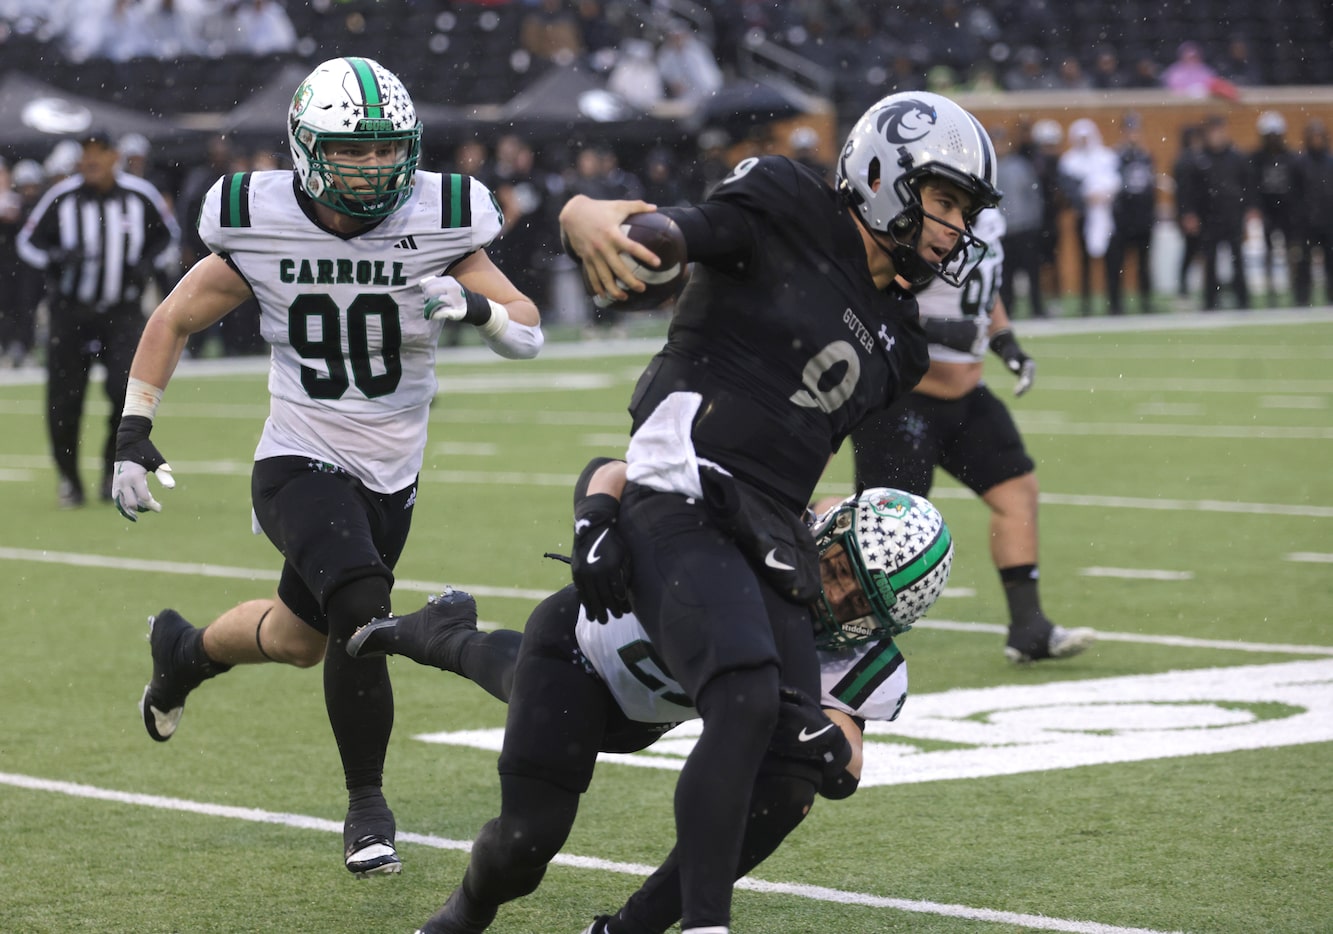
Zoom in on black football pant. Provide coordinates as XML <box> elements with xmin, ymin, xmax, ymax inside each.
<box><xmin>45</xmin><ymin>299</ymin><xmax>142</xmax><ymax>497</ymax></box>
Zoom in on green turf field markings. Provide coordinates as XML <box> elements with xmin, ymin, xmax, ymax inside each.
<box><xmin>1287</xmin><ymin>552</ymin><xmax>1333</xmax><ymax>563</ymax></box>
<box><xmin>1259</xmin><ymin>395</ymin><xmax>1326</xmax><ymax>409</ymax></box>
<box><xmin>918</xmin><ymin>618</ymin><xmax>1333</xmax><ymax>656</ymax></box>
<box><xmin>0</xmin><ymin>547</ymin><xmax>551</xmax><ymax>601</ymax></box>
<box><xmin>1037</xmin><ymin>376</ymin><xmax>1333</xmax><ymax>394</ymax></box>
<box><xmin>418</xmin><ymin>659</ymin><xmax>1333</xmax><ymax>790</ymax></box>
<box><xmin>0</xmin><ymin>769</ymin><xmax>1184</xmax><ymax>934</ymax></box>
<box><xmin>429</xmin><ymin>441</ymin><xmax>500</xmax><ymax>456</ymax></box>
<box><xmin>1135</xmin><ymin>402</ymin><xmax>1207</xmax><ymax>417</ymax></box>
<box><xmin>1014</xmin><ymin>420</ymin><xmax>1333</xmax><ymax>440</ymax></box>
<box><xmin>1079</xmin><ymin>567</ymin><xmax>1195</xmax><ymax>581</ymax></box>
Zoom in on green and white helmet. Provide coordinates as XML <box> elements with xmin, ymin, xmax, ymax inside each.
<box><xmin>811</xmin><ymin>487</ymin><xmax>954</xmax><ymax>648</ymax></box>
<box><xmin>288</xmin><ymin>56</ymin><xmax>422</xmax><ymax>219</ymax></box>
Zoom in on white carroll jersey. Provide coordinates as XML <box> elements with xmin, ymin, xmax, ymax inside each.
<box><xmin>199</xmin><ymin>169</ymin><xmax>503</xmax><ymax>492</ymax></box>
<box><xmin>575</xmin><ymin>607</ymin><xmax>908</xmax><ymax>725</ymax></box>
<box><xmin>917</xmin><ymin>206</ymin><xmax>1006</xmax><ymax>365</ymax></box>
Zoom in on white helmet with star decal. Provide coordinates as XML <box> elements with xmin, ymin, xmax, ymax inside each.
<box><xmin>288</xmin><ymin>56</ymin><xmax>423</xmax><ymax>219</ymax></box>
<box><xmin>810</xmin><ymin>487</ymin><xmax>953</xmax><ymax>647</ymax></box>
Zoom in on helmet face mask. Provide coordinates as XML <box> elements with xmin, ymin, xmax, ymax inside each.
<box><xmin>289</xmin><ymin>57</ymin><xmax>422</xmax><ymax>220</ymax></box>
<box><xmin>836</xmin><ymin>91</ymin><xmax>1001</xmax><ymax>288</ymax></box>
<box><xmin>810</xmin><ymin>488</ymin><xmax>954</xmax><ymax>649</ymax></box>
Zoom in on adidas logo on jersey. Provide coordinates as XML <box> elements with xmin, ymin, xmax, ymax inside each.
<box><xmin>394</xmin><ymin>235</ymin><xmax>419</xmax><ymax>250</ymax></box>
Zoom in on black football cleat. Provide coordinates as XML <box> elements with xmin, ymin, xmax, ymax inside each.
<box><xmin>139</xmin><ymin>610</ymin><xmax>199</xmax><ymax>742</ymax></box>
<box><xmin>347</xmin><ymin>587</ymin><xmax>478</xmax><ymax>672</ymax></box>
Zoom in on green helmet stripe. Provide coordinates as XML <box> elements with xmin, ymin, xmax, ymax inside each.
<box><xmin>886</xmin><ymin>524</ymin><xmax>952</xmax><ymax>593</ymax></box>
<box><xmin>347</xmin><ymin>57</ymin><xmax>384</xmax><ymax>118</ymax></box>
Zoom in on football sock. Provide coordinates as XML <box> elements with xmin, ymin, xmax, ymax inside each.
<box><xmin>456</xmin><ymin>629</ymin><xmax>522</xmax><ymax>703</ymax></box>
<box><xmin>1000</xmin><ymin>564</ymin><xmax>1050</xmax><ymax>629</ymax></box>
<box><xmin>177</xmin><ymin>621</ymin><xmax>232</xmax><ymax>684</ymax></box>
<box><xmin>326</xmin><ymin>576</ymin><xmax>394</xmax><ymax>792</ymax></box>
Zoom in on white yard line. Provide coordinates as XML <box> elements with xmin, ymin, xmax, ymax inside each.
<box><xmin>1079</xmin><ymin>567</ymin><xmax>1195</xmax><ymax>581</ymax></box>
<box><xmin>1</xmin><ymin>546</ymin><xmax>1327</xmax><ymax>658</ymax></box>
<box><xmin>0</xmin><ymin>770</ymin><xmax>1183</xmax><ymax>934</ymax></box>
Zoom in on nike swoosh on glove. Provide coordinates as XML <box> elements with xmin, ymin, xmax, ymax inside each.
<box><xmin>768</xmin><ymin>686</ymin><xmax>852</xmax><ymax>773</ymax></box>
<box><xmin>112</xmin><ymin>414</ymin><xmax>175</xmax><ymax>521</ymax></box>
<box><xmin>571</xmin><ymin>492</ymin><xmax>632</xmax><ymax>623</ymax></box>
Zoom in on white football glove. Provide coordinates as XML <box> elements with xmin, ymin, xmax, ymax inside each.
<box><xmin>112</xmin><ymin>414</ymin><xmax>175</xmax><ymax>521</ymax></box>
<box><xmin>112</xmin><ymin>457</ymin><xmax>175</xmax><ymax>520</ymax></box>
<box><xmin>421</xmin><ymin>275</ymin><xmax>468</xmax><ymax>321</ymax></box>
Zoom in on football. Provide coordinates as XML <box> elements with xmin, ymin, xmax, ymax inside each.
<box><xmin>580</xmin><ymin>211</ymin><xmax>687</xmax><ymax>311</ymax></box>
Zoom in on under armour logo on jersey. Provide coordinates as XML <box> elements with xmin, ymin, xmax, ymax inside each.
<box><xmin>394</xmin><ymin>235</ymin><xmax>419</xmax><ymax>250</ymax></box>
<box><xmin>875</xmin><ymin>99</ymin><xmax>937</xmax><ymax>144</ymax></box>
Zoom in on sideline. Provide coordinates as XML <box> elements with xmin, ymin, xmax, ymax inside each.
<box><xmin>0</xmin><ymin>770</ymin><xmax>1181</xmax><ymax>934</ymax></box>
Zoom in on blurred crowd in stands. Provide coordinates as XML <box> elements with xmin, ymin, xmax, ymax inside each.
<box><xmin>1</xmin><ymin>0</ymin><xmax>1331</xmax><ymax>362</ymax></box>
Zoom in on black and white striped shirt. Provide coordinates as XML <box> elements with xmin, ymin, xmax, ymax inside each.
<box><xmin>16</xmin><ymin>171</ymin><xmax>179</xmax><ymax>309</ymax></box>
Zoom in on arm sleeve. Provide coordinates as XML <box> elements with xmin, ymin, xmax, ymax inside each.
<box><xmin>657</xmin><ymin>201</ymin><xmax>755</xmax><ymax>275</ymax></box>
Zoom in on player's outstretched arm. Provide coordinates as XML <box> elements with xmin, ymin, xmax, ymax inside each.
<box><xmin>112</xmin><ymin>255</ymin><xmax>250</xmax><ymax>521</ymax></box>
<box><xmin>426</xmin><ymin>250</ymin><xmax>543</xmax><ymax>360</ymax></box>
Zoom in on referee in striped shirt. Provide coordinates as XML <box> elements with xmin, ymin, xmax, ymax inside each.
<box><xmin>17</xmin><ymin>131</ymin><xmax>179</xmax><ymax>508</ymax></box>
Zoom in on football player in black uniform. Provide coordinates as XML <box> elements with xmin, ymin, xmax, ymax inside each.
<box><xmin>554</xmin><ymin>91</ymin><xmax>1000</xmax><ymax>934</ymax></box>
<box><xmin>356</xmin><ymin>458</ymin><xmax>950</xmax><ymax>934</ymax></box>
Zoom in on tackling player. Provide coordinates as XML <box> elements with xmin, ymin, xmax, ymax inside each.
<box><xmin>851</xmin><ymin>206</ymin><xmax>1094</xmax><ymax>663</ymax></box>
<box><xmin>348</xmin><ymin>458</ymin><xmax>951</xmax><ymax>934</ymax></box>
<box><xmin>111</xmin><ymin>57</ymin><xmax>543</xmax><ymax>878</ymax></box>
<box><xmin>557</xmin><ymin>90</ymin><xmax>1000</xmax><ymax>934</ymax></box>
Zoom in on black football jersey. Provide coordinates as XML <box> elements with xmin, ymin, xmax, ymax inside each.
<box><xmin>631</xmin><ymin>156</ymin><xmax>929</xmax><ymax>511</ymax></box>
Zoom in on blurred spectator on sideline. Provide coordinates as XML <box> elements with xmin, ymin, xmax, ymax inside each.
<box><xmin>1089</xmin><ymin>46</ymin><xmax>1128</xmax><ymax>90</ymax></box>
<box><xmin>1161</xmin><ymin>41</ymin><xmax>1218</xmax><ymax>98</ymax></box>
<box><xmin>1004</xmin><ymin>46</ymin><xmax>1058</xmax><ymax>91</ymax></box>
<box><xmin>994</xmin><ymin>124</ymin><xmax>1048</xmax><ymax>319</ymax></box>
<box><xmin>1106</xmin><ymin>113</ymin><xmax>1157</xmax><ymax>314</ymax></box>
<box><xmin>640</xmin><ymin>146</ymin><xmax>689</xmax><ymax>208</ymax></box>
<box><xmin>520</xmin><ymin>0</ymin><xmax>584</xmax><ymax>67</ymax></box>
<box><xmin>1216</xmin><ymin>35</ymin><xmax>1263</xmax><ymax>87</ymax></box>
<box><xmin>657</xmin><ymin>20</ymin><xmax>723</xmax><ymax>107</ymax></box>
<box><xmin>607</xmin><ymin>38</ymin><xmax>665</xmax><ymax>111</ymax></box>
<box><xmin>449</xmin><ymin>139</ymin><xmax>493</xmax><ymax>188</ymax></box>
<box><xmin>1055</xmin><ymin>55</ymin><xmax>1091</xmax><ymax>90</ymax></box>
<box><xmin>1023</xmin><ymin>118</ymin><xmax>1066</xmax><ymax>310</ymax></box>
<box><xmin>45</xmin><ymin>140</ymin><xmax>83</xmax><ymax>185</ymax></box>
<box><xmin>575</xmin><ymin>0</ymin><xmax>621</xmax><ymax>63</ymax></box>
<box><xmin>1250</xmin><ymin>111</ymin><xmax>1300</xmax><ymax>305</ymax></box>
<box><xmin>0</xmin><ymin>159</ymin><xmax>47</xmax><ymax>367</ymax></box>
<box><xmin>788</xmin><ymin>125</ymin><xmax>831</xmax><ymax>181</ymax></box>
<box><xmin>1126</xmin><ymin>53</ymin><xmax>1161</xmax><ymax>89</ymax></box>
<box><xmin>1059</xmin><ymin>118</ymin><xmax>1120</xmax><ymax>315</ymax></box>
<box><xmin>1178</xmin><ymin>115</ymin><xmax>1252</xmax><ymax>310</ymax></box>
<box><xmin>489</xmin><ymin>134</ymin><xmax>557</xmax><ymax>311</ymax></box>
<box><xmin>1292</xmin><ymin>120</ymin><xmax>1333</xmax><ymax>307</ymax></box>
<box><xmin>228</xmin><ymin>0</ymin><xmax>299</xmax><ymax>56</ymax></box>
<box><xmin>1172</xmin><ymin>123</ymin><xmax>1206</xmax><ymax>298</ymax></box>
<box><xmin>693</xmin><ymin>126</ymin><xmax>732</xmax><ymax>196</ymax></box>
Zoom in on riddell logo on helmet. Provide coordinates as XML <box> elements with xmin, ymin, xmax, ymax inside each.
<box><xmin>875</xmin><ymin>100</ymin><xmax>937</xmax><ymax>144</ymax></box>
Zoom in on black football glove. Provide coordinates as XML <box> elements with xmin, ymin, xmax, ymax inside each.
<box><xmin>571</xmin><ymin>492</ymin><xmax>632</xmax><ymax>623</ymax></box>
<box><xmin>989</xmin><ymin>327</ymin><xmax>1036</xmax><ymax>396</ymax></box>
<box><xmin>111</xmin><ymin>414</ymin><xmax>175</xmax><ymax>521</ymax></box>
<box><xmin>768</xmin><ymin>687</ymin><xmax>853</xmax><ymax>774</ymax></box>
